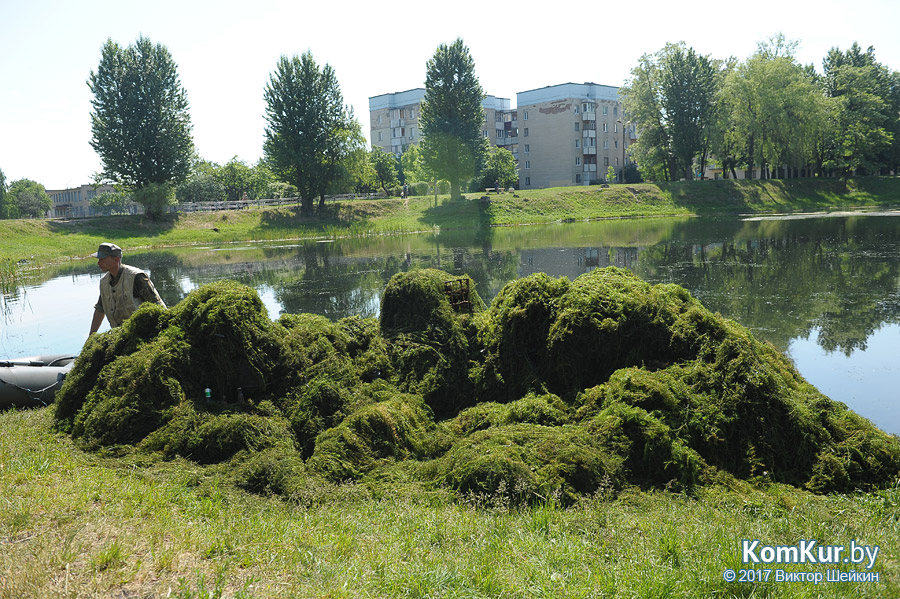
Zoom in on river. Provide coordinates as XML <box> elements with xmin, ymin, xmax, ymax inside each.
<box><xmin>3</xmin><ymin>212</ymin><xmax>899</xmax><ymax>434</ymax></box>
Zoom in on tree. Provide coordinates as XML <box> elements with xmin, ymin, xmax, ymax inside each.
<box><xmin>419</xmin><ymin>38</ymin><xmax>485</xmax><ymax>201</ymax></box>
<box><xmin>606</xmin><ymin>165</ymin><xmax>617</xmax><ymax>183</ymax></box>
<box><xmin>88</xmin><ymin>36</ymin><xmax>194</xmax><ymax>218</ymax></box>
<box><xmin>621</xmin><ymin>43</ymin><xmax>718</xmax><ymax>181</ymax></box>
<box><xmin>176</xmin><ymin>173</ymin><xmax>225</xmax><ymax>203</ymax></box>
<box><xmin>399</xmin><ymin>144</ymin><xmax>428</xmax><ymax>184</ymax></box>
<box><xmin>263</xmin><ymin>52</ymin><xmax>363</xmax><ymax>214</ymax></box>
<box><xmin>90</xmin><ymin>190</ymin><xmax>132</xmax><ymax>215</ymax></box>
<box><xmin>822</xmin><ymin>43</ymin><xmax>896</xmax><ymax>177</ymax></box>
<box><xmin>7</xmin><ymin>179</ymin><xmax>52</xmax><ymax>218</ymax></box>
<box><xmin>369</xmin><ymin>148</ymin><xmax>400</xmax><ymax>195</ymax></box>
<box><xmin>0</xmin><ymin>168</ymin><xmax>7</xmax><ymax>218</ymax></box>
<box><xmin>720</xmin><ymin>37</ymin><xmax>829</xmax><ymax>179</ymax></box>
<box><xmin>216</xmin><ymin>157</ymin><xmax>256</xmax><ymax>201</ymax></box>
<box><xmin>479</xmin><ymin>145</ymin><xmax>518</xmax><ymax>189</ymax></box>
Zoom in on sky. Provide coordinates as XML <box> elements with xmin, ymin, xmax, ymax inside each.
<box><xmin>2</xmin><ymin>0</ymin><xmax>899</xmax><ymax>191</ymax></box>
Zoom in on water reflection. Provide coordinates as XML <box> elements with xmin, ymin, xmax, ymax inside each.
<box><xmin>3</xmin><ymin>213</ymin><xmax>899</xmax><ymax>432</ymax></box>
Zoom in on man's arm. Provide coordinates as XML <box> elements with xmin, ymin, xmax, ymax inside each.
<box><xmin>90</xmin><ymin>307</ymin><xmax>105</xmax><ymax>336</ymax></box>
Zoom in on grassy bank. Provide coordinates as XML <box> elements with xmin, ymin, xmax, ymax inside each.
<box><xmin>2</xmin><ymin>177</ymin><xmax>899</xmax><ymax>268</ymax></box>
<box><xmin>2</xmin><ymin>408</ymin><xmax>897</xmax><ymax>598</ymax></box>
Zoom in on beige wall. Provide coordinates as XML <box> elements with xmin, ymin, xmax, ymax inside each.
<box><xmin>517</xmin><ymin>83</ymin><xmax>630</xmax><ymax>189</ymax></box>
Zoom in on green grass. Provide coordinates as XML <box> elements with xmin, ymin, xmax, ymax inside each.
<box><xmin>3</xmin><ymin>177</ymin><xmax>899</xmax><ymax>268</ymax></box>
<box><xmin>1</xmin><ymin>408</ymin><xmax>897</xmax><ymax>598</ymax></box>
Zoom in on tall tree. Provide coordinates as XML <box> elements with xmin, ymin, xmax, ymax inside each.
<box><xmin>719</xmin><ymin>35</ymin><xmax>827</xmax><ymax>179</ymax></box>
<box><xmin>263</xmin><ymin>52</ymin><xmax>363</xmax><ymax>214</ymax></box>
<box><xmin>7</xmin><ymin>179</ymin><xmax>52</xmax><ymax>218</ymax></box>
<box><xmin>822</xmin><ymin>43</ymin><xmax>896</xmax><ymax>177</ymax></box>
<box><xmin>419</xmin><ymin>38</ymin><xmax>485</xmax><ymax>201</ymax></box>
<box><xmin>622</xmin><ymin>42</ymin><xmax>718</xmax><ymax>180</ymax></box>
<box><xmin>88</xmin><ymin>36</ymin><xmax>194</xmax><ymax>218</ymax></box>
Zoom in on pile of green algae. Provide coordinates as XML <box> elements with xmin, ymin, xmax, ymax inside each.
<box><xmin>54</xmin><ymin>267</ymin><xmax>900</xmax><ymax>503</ymax></box>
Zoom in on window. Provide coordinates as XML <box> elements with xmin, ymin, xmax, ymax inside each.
<box><xmin>615</xmin><ymin>157</ymin><xmax>619</xmax><ymax>166</ymax></box>
<box><xmin>575</xmin><ymin>140</ymin><xmax>580</xmax><ymax>148</ymax></box>
<box><xmin>614</xmin><ymin>123</ymin><xmax>618</xmax><ymax>133</ymax></box>
<box><xmin>523</xmin><ymin>110</ymin><xmax>529</xmax><ymax>120</ymax></box>
<box><xmin>497</xmin><ymin>129</ymin><xmax>503</xmax><ymax>138</ymax></box>
<box><xmin>483</xmin><ymin>130</ymin><xmax>488</xmax><ymax>138</ymax></box>
<box><xmin>614</xmin><ymin>106</ymin><xmax>618</xmax><ymax>116</ymax></box>
<box><xmin>524</xmin><ymin>128</ymin><xmax>529</xmax><ymax>137</ymax></box>
<box><xmin>576</xmin><ymin>174</ymin><xmax>582</xmax><ymax>183</ymax></box>
<box><xmin>524</xmin><ymin>144</ymin><xmax>530</xmax><ymax>153</ymax></box>
<box><xmin>614</xmin><ymin>140</ymin><xmax>618</xmax><ymax>148</ymax></box>
<box><xmin>409</xmin><ymin>127</ymin><xmax>415</xmax><ymax>140</ymax></box>
<box><xmin>574</xmin><ymin>106</ymin><xmax>579</xmax><ymax>114</ymax></box>
<box><xmin>524</xmin><ymin>161</ymin><xmax>531</xmax><ymax>169</ymax></box>
<box><xmin>602</xmin><ymin>122</ymin><xmax>608</xmax><ymax>133</ymax></box>
<box><xmin>525</xmin><ymin>176</ymin><xmax>531</xmax><ymax>185</ymax></box>
<box><xmin>603</xmin><ymin>106</ymin><xmax>609</xmax><ymax>116</ymax></box>
<box><xmin>575</xmin><ymin>157</ymin><xmax>581</xmax><ymax>166</ymax></box>
<box><xmin>604</xmin><ymin>157</ymin><xmax>609</xmax><ymax>166</ymax></box>
<box><xmin>575</xmin><ymin>122</ymin><xmax>580</xmax><ymax>132</ymax></box>
<box><xmin>378</xmin><ymin>115</ymin><xmax>383</xmax><ymax>125</ymax></box>
<box><xmin>603</xmin><ymin>140</ymin><xmax>608</xmax><ymax>149</ymax></box>
<box><xmin>378</xmin><ymin>132</ymin><xmax>383</xmax><ymax>142</ymax></box>
<box><xmin>409</xmin><ymin>109</ymin><xmax>415</xmax><ymax>119</ymax></box>
<box><xmin>496</xmin><ymin>112</ymin><xmax>504</xmax><ymax>122</ymax></box>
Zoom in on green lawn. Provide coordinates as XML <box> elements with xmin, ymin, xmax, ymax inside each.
<box><xmin>1</xmin><ymin>409</ymin><xmax>897</xmax><ymax>598</ymax></box>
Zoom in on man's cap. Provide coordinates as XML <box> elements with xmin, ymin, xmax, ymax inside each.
<box><xmin>94</xmin><ymin>242</ymin><xmax>122</xmax><ymax>258</ymax></box>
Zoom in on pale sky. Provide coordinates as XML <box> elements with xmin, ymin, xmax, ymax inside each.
<box><xmin>2</xmin><ymin>0</ymin><xmax>899</xmax><ymax>190</ymax></box>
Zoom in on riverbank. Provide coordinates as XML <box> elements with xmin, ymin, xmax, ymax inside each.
<box><xmin>2</xmin><ymin>177</ymin><xmax>898</xmax><ymax>268</ymax></box>
<box><xmin>2</xmin><ymin>408</ymin><xmax>897</xmax><ymax>598</ymax></box>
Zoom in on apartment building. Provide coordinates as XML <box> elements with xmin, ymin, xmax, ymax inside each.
<box><xmin>369</xmin><ymin>89</ymin><xmax>514</xmax><ymax>157</ymax></box>
<box><xmin>369</xmin><ymin>82</ymin><xmax>635</xmax><ymax>189</ymax></box>
<box><xmin>517</xmin><ymin>83</ymin><xmax>635</xmax><ymax>189</ymax></box>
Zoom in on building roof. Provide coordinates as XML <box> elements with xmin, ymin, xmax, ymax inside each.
<box><xmin>518</xmin><ymin>82</ymin><xmax>620</xmax><ymax>106</ymax></box>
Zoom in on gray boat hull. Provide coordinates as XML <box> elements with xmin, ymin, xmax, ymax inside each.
<box><xmin>0</xmin><ymin>355</ymin><xmax>76</xmax><ymax>408</ymax></box>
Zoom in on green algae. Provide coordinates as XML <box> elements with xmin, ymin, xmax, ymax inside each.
<box><xmin>54</xmin><ymin>268</ymin><xmax>900</xmax><ymax>503</ymax></box>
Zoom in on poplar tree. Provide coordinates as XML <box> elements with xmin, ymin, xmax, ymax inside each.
<box><xmin>88</xmin><ymin>36</ymin><xmax>193</xmax><ymax>218</ymax></box>
<box><xmin>420</xmin><ymin>38</ymin><xmax>485</xmax><ymax>201</ymax></box>
<box><xmin>263</xmin><ymin>52</ymin><xmax>363</xmax><ymax>214</ymax></box>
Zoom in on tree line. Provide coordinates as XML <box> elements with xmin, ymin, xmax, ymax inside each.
<box><xmin>621</xmin><ymin>34</ymin><xmax>900</xmax><ymax>181</ymax></box>
<box><xmin>84</xmin><ymin>36</ymin><xmax>510</xmax><ymax>218</ymax></box>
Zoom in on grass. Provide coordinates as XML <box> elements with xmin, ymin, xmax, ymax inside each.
<box><xmin>2</xmin><ymin>408</ymin><xmax>898</xmax><ymax>598</ymax></box>
<box><xmin>3</xmin><ymin>177</ymin><xmax>899</xmax><ymax>268</ymax></box>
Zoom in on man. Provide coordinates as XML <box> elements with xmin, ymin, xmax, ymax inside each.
<box><xmin>89</xmin><ymin>242</ymin><xmax>166</xmax><ymax>335</ymax></box>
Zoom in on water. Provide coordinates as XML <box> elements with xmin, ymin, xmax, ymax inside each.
<box><xmin>3</xmin><ymin>212</ymin><xmax>899</xmax><ymax>434</ymax></box>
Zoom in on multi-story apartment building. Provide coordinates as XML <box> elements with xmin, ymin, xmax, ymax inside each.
<box><xmin>369</xmin><ymin>89</ymin><xmax>514</xmax><ymax>157</ymax></box>
<box><xmin>517</xmin><ymin>82</ymin><xmax>635</xmax><ymax>189</ymax></box>
<box><xmin>370</xmin><ymin>81</ymin><xmax>636</xmax><ymax>189</ymax></box>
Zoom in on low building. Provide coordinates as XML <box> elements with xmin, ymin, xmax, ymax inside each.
<box><xmin>46</xmin><ymin>184</ymin><xmax>142</xmax><ymax>218</ymax></box>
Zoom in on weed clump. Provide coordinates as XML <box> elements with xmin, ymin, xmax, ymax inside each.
<box><xmin>53</xmin><ymin>269</ymin><xmax>900</xmax><ymax>502</ymax></box>
<box><xmin>380</xmin><ymin>269</ymin><xmax>483</xmax><ymax>417</ymax></box>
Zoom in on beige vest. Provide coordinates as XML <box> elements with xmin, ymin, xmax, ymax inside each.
<box><xmin>99</xmin><ymin>264</ymin><xmax>165</xmax><ymax>327</ymax></box>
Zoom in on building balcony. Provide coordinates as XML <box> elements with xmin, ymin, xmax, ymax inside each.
<box><xmin>583</xmin><ymin>147</ymin><xmax>597</xmax><ymax>155</ymax></box>
<box><xmin>583</xmin><ymin>130</ymin><xmax>596</xmax><ymax>138</ymax></box>
<box><xmin>390</xmin><ymin>119</ymin><xmax>405</xmax><ymax>128</ymax></box>
<box><xmin>581</xmin><ymin>112</ymin><xmax>596</xmax><ymax>121</ymax></box>
<box><xmin>583</xmin><ymin>164</ymin><xmax>598</xmax><ymax>172</ymax></box>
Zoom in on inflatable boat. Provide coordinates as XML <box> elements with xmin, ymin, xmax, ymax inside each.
<box><xmin>0</xmin><ymin>354</ymin><xmax>76</xmax><ymax>408</ymax></box>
